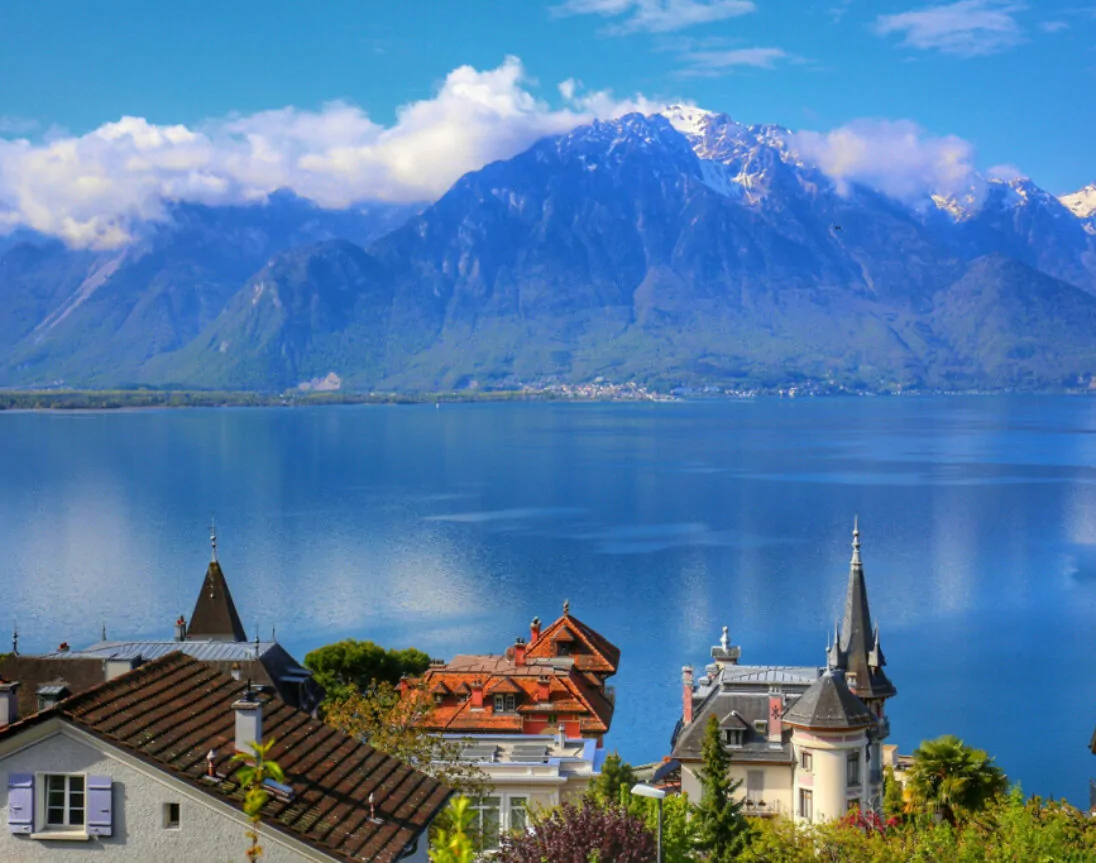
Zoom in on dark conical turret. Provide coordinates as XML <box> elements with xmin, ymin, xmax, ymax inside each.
<box><xmin>186</xmin><ymin>523</ymin><xmax>247</xmax><ymax>642</ymax></box>
<box><xmin>836</xmin><ymin>519</ymin><xmax>895</xmax><ymax>700</ymax></box>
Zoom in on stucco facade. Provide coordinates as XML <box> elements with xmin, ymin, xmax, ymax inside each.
<box><xmin>0</xmin><ymin>719</ymin><xmax>428</xmax><ymax>862</ymax></box>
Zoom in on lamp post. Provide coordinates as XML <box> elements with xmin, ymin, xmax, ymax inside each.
<box><xmin>630</xmin><ymin>783</ymin><xmax>666</xmax><ymax>863</ymax></box>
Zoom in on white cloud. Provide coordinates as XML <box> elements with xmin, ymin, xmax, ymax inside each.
<box><xmin>1039</xmin><ymin>20</ymin><xmax>1067</xmax><ymax>33</ymax></box>
<box><xmin>875</xmin><ymin>0</ymin><xmax>1026</xmax><ymax>57</ymax></box>
<box><xmin>0</xmin><ymin>57</ymin><xmax>665</xmax><ymax>249</ymax></box>
<box><xmin>553</xmin><ymin>0</ymin><xmax>756</xmax><ymax>33</ymax></box>
<box><xmin>791</xmin><ymin>119</ymin><xmax>979</xmax><ymax>201</ymax></box>
<box><xmin>679</xmin><ymin>46</ymin><xmax>791</xmax><ymax>73</ymax></box>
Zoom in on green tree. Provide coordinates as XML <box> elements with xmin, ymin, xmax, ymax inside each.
<box><xmin>882</xmin><ymin>766</ymin><xmax>905</xmax><ymax>820</ymax></box>
<box><xmin>588</xmin><ymin>752</ymin><xmax>639</xmax><ymax>808</ymax></box>
<box><xmin>231</xmin><ymin>739</ymin><xmax>286</xmax><ymax>862</ymax></box>
<box><xmin>304</xmin><ymin>639</ymin><xmax>431</xmax><ymax>702</ymax></box>
<box><xmin>693</xmin><ymin>715</ymin><xmax>750</xmax><ymax>862</ymax></box>
<box><xmin>429</xmin><ymin>796</ymin><xmax>478</xmax><ymax>863</ymax></box>
<box><xmin>322</xmin><ymin>680</ymin><xmax>489</xmax><ymax>797</ymax></box>
<box><xmin>639</xmin><ymin>792</ymin><xmax>700</xmax><ymax>863</ymax></box>
<box><xmin>905</xmin><ymin>735</ymin><xmax>1007</xmax><ymax>824</ymax></box>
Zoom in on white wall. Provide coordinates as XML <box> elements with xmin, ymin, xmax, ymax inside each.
<box><xmin>0</xmin><ymin>726</ymin><xmax>330</xmax><ymax>862</ymax></box>
<box><xmin>792</xmin><ymin>729</ymin><xmax>868</xmax><ymax>823</ymax></box>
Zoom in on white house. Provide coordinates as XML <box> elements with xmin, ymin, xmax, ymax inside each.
<box><xmin>670</xmin><ymin>522</ymin><xmax>896</xmax><ymax>822</ymax></box>
<box><xmin>0</xmin><ymin>652</ymin><xmax>449</xmax><ymax>862</ymax></box>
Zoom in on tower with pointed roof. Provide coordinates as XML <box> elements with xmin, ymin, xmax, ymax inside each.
<box><xmin>185</xmin><ymin>523</ymin><xmax>247</xmax><ymax>642</ymax></box>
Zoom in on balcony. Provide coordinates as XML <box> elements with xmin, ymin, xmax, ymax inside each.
<box><xmin>743</xmin><ymin>798</ymin><xmax>787</xmax><ymax>818</ymax></box>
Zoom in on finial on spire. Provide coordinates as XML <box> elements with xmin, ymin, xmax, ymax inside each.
<box><xmin>563</xmin><ymin>599</ymin><xmax>570</xmax><ymax>616</ymax></box>
<box><xmin>851</xmin><ymin>515</ymin><xmax>861</xmax><ymax>566</ymax></box>
<box><xmin>210</xmin><ymin>515</ymin><xmax>218</xmax><ymax>563</ymax></box>
<box><xmin>720</xmin><ymin>626</ymin><xmax>730</xmax><ymax>652</ymax></box>
<box><xmin>101</xmin><ymin>619</ymin><xmax>107</xmax><ymax>642</ymax></box>
<box><xmin>11</xmin><ymin>623</ymin><xmax>18</xmax><ymax>657</ymax></box>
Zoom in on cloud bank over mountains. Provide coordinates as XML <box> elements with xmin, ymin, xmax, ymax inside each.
<box><xmin>0</xmin><ymin>56</ymin><xmax>1005</xmax><ymax>250</ymax></box>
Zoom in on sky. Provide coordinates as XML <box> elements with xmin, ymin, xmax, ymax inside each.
<box><xmin>0</xmin><ymin>0</ymin><xmax>1093</xmax><ymax>247</ymax></box>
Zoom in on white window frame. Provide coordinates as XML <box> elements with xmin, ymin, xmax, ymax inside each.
<box><xmin>800</xmin><ymin>749</ymin><xmax>813</xmax><ymax>771</ymax></box>
<box><xmin>847</xmin><ymin>751</ymin><xmax>861</xmax><ymax>788</ymax></box>
<box><xmin>799</xmin><ymin>788</ymin><xmax>813</xmax><ymax>820</ymax></box>
<box><xmin>35</xmin><ymin>772</ymin><xmax>87</xmax><ymax>834</ymax></box>
<box><xmin>470</xmin><ymin>793</ymin><xmax>530</xmax><ymax>851</ymax></box>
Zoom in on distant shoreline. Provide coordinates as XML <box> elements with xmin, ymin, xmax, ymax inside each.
<box><xmin>0</xmin><ymin>387</ymin><xmax>1091</xmax><ymax>412</ymax></box>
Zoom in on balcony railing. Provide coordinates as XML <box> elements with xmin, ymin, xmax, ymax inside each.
<box><xmin>743</xmin><ymin>798</ymin><xmax>787</xmax><ymax>818</ymax></box>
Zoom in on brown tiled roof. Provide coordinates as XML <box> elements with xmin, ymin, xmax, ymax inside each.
<box><xmin>187</xmin><ymin>560</ymin><xmax>248</xmax><ymax>642</ymax></box>
<box><xmin>0</xmin><ymin>653</ymin><xmax>450</xmax><ymax>862</ymax></box>
<box><xmin>0</xmin><ymin>656</ymin><xmax>106</xmax><ymax>718</ymax></box>
<box><xmin>525</xmin><ymin>610</ymin><xmax>621</xmax><ymax>676</ymax></box>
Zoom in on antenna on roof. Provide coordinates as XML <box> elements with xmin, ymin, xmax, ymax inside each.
<box><xmin>209</xmin><ymin>515</ymin><xmax>218</xmax><ymax>563</ymax></box>
<box><xmin>101</xmin><ymin>618</ymin><xmax>107</xmax><ymax>642</ymax></box>
<box><xmin>11</xmin><ymin>621</ymin><xmax>18</xmax><ymax>657</ymax></box>
<box><xmin>254</xmin><ymin>626</ymin><xmax>261</xmax><ymax>658</ymax></box>
<box><xmin>271</xmin><ymin>624</ymin><xmax>276</xmax><ymax>642</ymax></box>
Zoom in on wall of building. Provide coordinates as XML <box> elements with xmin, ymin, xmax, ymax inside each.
<box><xmin>792</xmin><ymin>729</ymin><xmax>869</xmax><ymax>823</ymax></box>
<box><xmin>0</xmin><ymin>728</ymin><xmax>328</xmax><ymax>862</ymax></box>
<box><xmin>679</xmin><ymin>762</ymin><xmax>794</xmax><ymax>817</ymax></box>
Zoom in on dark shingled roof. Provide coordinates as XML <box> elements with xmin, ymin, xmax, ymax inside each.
<box><xmin>0</xmin><ymin>653</ymin><xmax>451</xmax><ymax>862</ymax></box>
<box><xmin>782</xmin><ymin>669</ymin><xmax>875</xmax><ymax>731</ymax></box>
<box><xmin>837</xmin><ymin>525</ymin><xmax>896</xmax><ymax>700</ymax></box>
<box><xmin>187</xmin><ymin>560</ymin><xmax>248</xmax><ymax>642</ymax></box>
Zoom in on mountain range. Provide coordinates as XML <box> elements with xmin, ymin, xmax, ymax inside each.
<box><xmin>2</xmin><ymin>108</ymin><xmax>1096</xmax><ymax>393</ymax></box>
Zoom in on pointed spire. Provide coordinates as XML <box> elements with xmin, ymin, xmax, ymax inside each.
<box><xmin>851</xmin><ymin>515</ymin><xmax>861</xmax><ymax>567</ymax></box>
<box><xmin>868</xmin><ymin>624</ymin><xmax>886</xmax><ymax>669</ymax></box>
<box><xmin>837</xmin><ymin>519</ymin><xmax>895</xmax><ymax>699</ymax></box>
<box><xmin>186</xmin><ymin>526</ymin><xmax>247</xmax><ymax>642</ymax></box>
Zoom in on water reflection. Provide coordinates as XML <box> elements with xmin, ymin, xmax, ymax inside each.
<box><xmin>1</xmin><ymin>398</ymin><xmax>1095</xmax><ymax>802</ymax></box>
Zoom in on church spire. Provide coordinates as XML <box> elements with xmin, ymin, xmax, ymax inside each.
<box><xmin>837</xmin><ymin>519</ymin><xmax>895</xmax><ymax>699</ymax></box>
<box><xmin>186</xmin><ymin>525</ymin><xmax>247</xmax><ymax>642</ymax></box>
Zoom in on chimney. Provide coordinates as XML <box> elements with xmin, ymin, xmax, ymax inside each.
<box><xmin>58</xmin><ymin>642</ymin><xmax>70</xmax><ymax>653</ymax></box>
<box><xmin>0</xmin><ymin>680</ymin><xmax>19</xmax><ymax>728</ymax></box>
<box><xmin>175</xmin><ymin>616</ymin><xmax>187</xmax><ymax>642</ymax></box>
<box><xmin>231</xmin><ymin>662</ymin><xmax>242</xmax><ymax>681</ymax></box>
<box><xmin>537</xmin><ymin>675</ymin><xmax>551</xmax><ymax>703</ymax></box>
<box><xmin>530</xmin><ymin>617</ymin><xmax>542</xmax><ymax>644</ymax></box>
<box><xmin>768</xmin><ymin>695</ymin><xmax>783</xmax><ymax>743</ymax></box>
<box><xmin>232</xmin><ymin>689</ymin><xmax>263</xmax><ymax>753</ymax></box>
<box><xmin>470</xmin><ymin>681</ymin><xmax>484</xmax><ymax>709</ymax></box>
<box><xmin>514</xmin><ymin>637</ymin><xmax>526</xmax><ymax>667</ymax></box>
<box><xmin>682</xmin><ymin>666</ymin><xmax>694</xmax><ymax>725</ymax></box>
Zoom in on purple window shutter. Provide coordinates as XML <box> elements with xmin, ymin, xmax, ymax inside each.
<box><xmin>86</xmin><ymin>775</ymin><xmax>112</xmax><ymax>837</ymax></box>
<box><xmin>7</xmin><ymin>773</ymin><xmax>33</xmax><ymax>834</ymax></box>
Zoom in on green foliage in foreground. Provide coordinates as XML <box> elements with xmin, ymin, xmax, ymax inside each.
<box><xmin>741</xmin><ymin>789</ymin><xmax>1096</xmax><ymax>863</ymax></box>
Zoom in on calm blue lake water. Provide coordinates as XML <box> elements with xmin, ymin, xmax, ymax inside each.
<box><xmin>1</xmin><ymin>398</ymin><xmax>1094</xmax><ymax>802</ymax></box>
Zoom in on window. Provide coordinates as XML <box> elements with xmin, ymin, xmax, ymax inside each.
<box><xmin>556</xmin><ymin>642</ymin><xmax>571</xmax><ymax>656</ymax></box>
<box><xmin>494</xmin><ymin>695</ymin><xmax>504</xmax><ymax>712</ymax></box>
<box><xmin>800</xmin><ymin>750</ymin><xmax>813</xmax><ymax>771</ymax></box>
<box><xmin>847</xmin><ymin>751</ymin><xmax>861</xmax><ymax>787</ymax></box>
<box><xmin>163</xmin><ymin>802</ymin><xmax>181</xmax><ymax>829</ymax></box>
<box><xmin>547</xmin><ymin>713</ymin><xmax>557</xmax><ymax>724</ymax></box>
<box><xmin>493</xmin><ymin>694</ymin><xmax>517</xmax><ymax>713</ymax></box>
<box><xmin>505</xmin><ymin>693</ymin><xmax>516</xmax><ymax>712</ymax></box>
<box><xmin>509</xmin><ymin>796</ymin><xmax>528</xmax><ymax>834</ymax></box>
<box><xmin>799</xmin><ymin>789</ymin><xmax>813</xmax><ymax>821</ymax></box>
<box><xmin>471</xmin><ymin>796</ymin><xmax>501</xmax><ymax>852</ymax></box>
<box><xmin>724</xmin><ymin>729</ymin><xmax>744</xmax><ymax>747</ymax></box>
<box><xmin>43</xmin><ymin>774</ymin><xmax>84</xmax><ymax>829</ymax></box>
<box><xmin>746</xmin><ymin>770</ymin><xmax>764</xmax><ymax>804</ymax></box>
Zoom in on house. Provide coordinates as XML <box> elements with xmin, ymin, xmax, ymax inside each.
<box><xmin>407</xmin><ymin>602</ymin><xmax>619</xmax><ymax>745</ymax></box>
<box><xmin>670</xmin><ymin>522</ymin><xmax>896</xmax><ymax>823</ymax></box>
<box><xmin>0</xmin><ymin>530</ymin><xmax>322</xmax><ymax>714</ymax></box>
<box><xmin>0</xmin><ymin>652</ymin><xmax>450</xmax><ymax>862</ymax></box>
<box><xmin>443</xmin><ymin>730</ymin><xmax>605</xmax><ymax>853</ymax></box>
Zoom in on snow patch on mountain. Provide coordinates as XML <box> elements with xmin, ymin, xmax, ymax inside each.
<box><xmin>1061</xmin><ymin>183</ymin><xmax>1096</xmax><ymax>219</ymax></box>
<box><xmin>660</xmin><ymin>104</ymin><xmax>716</xmax><ymax>138</ymax></box>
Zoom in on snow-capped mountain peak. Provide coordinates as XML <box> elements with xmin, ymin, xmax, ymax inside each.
<box><xmin>1061</xmin><ymin>183</ymin><xmax>1096</xmax><ymax>219</ymax></box>
<box><xmin>659</xmin><ymin>104</ymin><xmax>717</xmax><ymax>137</ymax></box>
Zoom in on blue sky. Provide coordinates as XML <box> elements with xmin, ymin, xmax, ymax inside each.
<box><xmin>0</xmin><ymin>0</ymin><xmax>1093</xmax><ymax>246</ymax></box>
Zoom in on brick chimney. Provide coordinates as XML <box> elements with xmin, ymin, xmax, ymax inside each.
<box><xmin>767</xmin><ymin>695</ymin><xmax>783</xmax><ymax>743</ymax></box>
<box><xmin>514</xmin><ymin>637</ymin><xmax>527</xmax><ymax>667</ymax></box>
<box><xmin>470</xmin><ymin>681</ymin><xmax>484</xmax><ymax>709</ymax></box>
<box><xmin>0</xmin><ymin>680</ymin><xmax>19</xmax><ymax>728</ymax></box>
<box><xmin>232</xmin><ymin>689</ymin><xmax>263</xmax><ymax>753</ymax></box>
<box><xmin>536</xmin><ymin>675</ymin><xmax>551</xmax><ymax>703</ymax></box>
<box><xmin>174</xmin><ymin>616</ymin><xmax>187</xmax><ymax>642</ymax></box>
<box><xmin>530</xmin><ymin>617</ymin><xmax>542</xmax><ymax>643</ymax></box>
<box><xmin>682</xmin><ymin>666</ymin><xmax>694</xmax><ymax>725</ymax></box>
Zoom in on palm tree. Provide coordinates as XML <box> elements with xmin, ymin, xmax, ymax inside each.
<box><xmin>906</xmin><ymin>734</ymin><xmax>1006</xmax><ymax>824</ymax></box>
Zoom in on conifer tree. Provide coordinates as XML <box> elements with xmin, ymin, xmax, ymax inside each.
<box><xmin>588</xmin><ymin>752</ymin><xmax>639</xmax><ymax>808</ymax></box>
<box><xmin>693</xmin><ymin>715</ymin><xmax>750</xmax><ymax>862</ymax></box>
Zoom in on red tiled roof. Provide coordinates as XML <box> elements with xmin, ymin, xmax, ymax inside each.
<box><xmin>0</xmin><ymin>653</ymin><xmax>450</xmax><ymax>863</ymax></box>
<box><xmin>525</xmin><ymin>610</ymin><xmax>621</xmax><ymax>675</ymax></box>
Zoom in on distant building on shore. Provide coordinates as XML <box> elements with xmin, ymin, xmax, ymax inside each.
<box><xmin>0</xmin><ymin>528</ymin><xmax>321</xmax><ymax>715</ymax></box>
<box><xmin>670</xmin><ymin>522</ymin><xmax>896</xmax><ymax>823</ymax></box>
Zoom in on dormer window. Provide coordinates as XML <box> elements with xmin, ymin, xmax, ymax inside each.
<box><xmin>493</xmin><ymin>694</ymin><xmax>516</xmax><ymax>713</ymax></box>
<box><xmin>724</xmin><ymin>729</ymin><xmax>745</xmax><ymax>747</ymax></box>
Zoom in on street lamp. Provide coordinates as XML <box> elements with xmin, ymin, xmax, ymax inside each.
<box><xmin>631</xmin><ymin>783</ymin><xmax>666</xmax><ymax>863</ymax></box>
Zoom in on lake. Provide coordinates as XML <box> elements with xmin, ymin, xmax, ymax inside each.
<box><xmin>1</xmin><ymin>397</ymin><xmax>1094</xmax><ymax>803</ymax></box>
